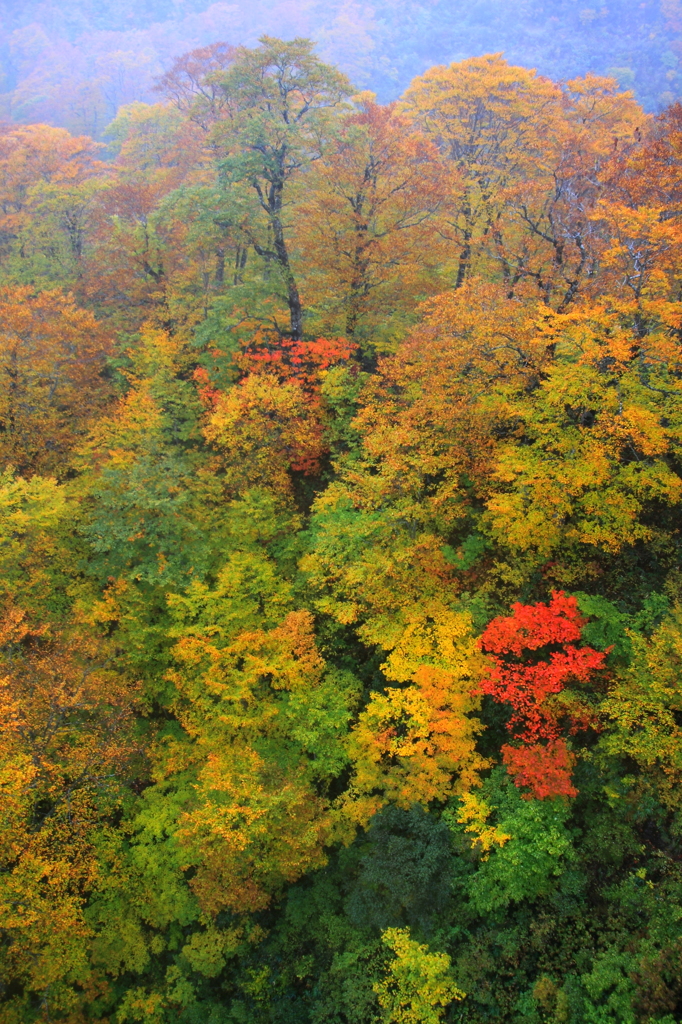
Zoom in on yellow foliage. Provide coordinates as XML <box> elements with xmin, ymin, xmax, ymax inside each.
<box><xmin>205</xmin><ymin>373</ymin><xmax>324</xmax><ymax>493</ymax></box>
<box><xmin>599</xmin><ymin>606</ymin><xmax>682</xmax><ymax>809</ymax></box>
<box><xmin>168</xmin><ymin>610</ymin><xmax>353</xmax><ymax>913</ymax></box>
<box><xmin>456</xmin><ymin>791</ymin><xmax>512</xmax><ymax>858</ymax></box>
<box><xmin>341</xmin><ymin>607</ymin><xmax>489</xmax><ymax>826</ymax></box>
<box><xmin>375</xmin><ymin>927</ymin><xmax>464</xmax><ymax>1024</ymax></box>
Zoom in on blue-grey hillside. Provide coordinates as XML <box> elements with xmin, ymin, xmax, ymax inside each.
<box><xmin>0</xmin><ymin>0</ymin><xmax>678</xmax><ymax>133</ymax></box>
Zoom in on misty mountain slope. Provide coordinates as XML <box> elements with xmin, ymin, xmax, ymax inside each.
<box><xmin>0</xmin><ymin>0</ymin><xmax>679</xmax><ymax>134</ymax></box>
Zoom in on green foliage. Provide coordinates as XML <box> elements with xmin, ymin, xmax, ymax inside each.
<box><xmin>345</xmin><ymin>806</ymin><xmax>456</xmax><ymax>935</ymax></box>
<box><xmin>458</xmin><ymin>771</ymin><xmax>575</xmax><ymax>915</ymax></box>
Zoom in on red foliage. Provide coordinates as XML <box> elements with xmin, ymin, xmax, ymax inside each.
<box><xmin>481</xmin><ymin>591</ymin><xmax>585</xmax><ymax>657</ymax></box>
<box><xmin>480</xmin><ymin>592</ymin><xmax>605</xmax><ymax>798</ymax></box>
<box><xmin>238</xmin><ymin>335</ymin><xmax>358</xmax><ymax>393</ymax></box>
<box><xmin>501</xmin><ymin>740</ymin><xmax>578</xmax><ymax>800</ymax></box>
<box><xmin>194</xmin><ymin>335</ymin><xmax>357</xmax><ymax>476</ymax></box>
<box><xmin>192</xmin><ymin>366</ymin><xmax>221</xmax><ymax>409</ymax></box>
<box><xmin>195</xmin><ymin>334</ymin><xmax>356</xmax><ymax>411</ymax></box>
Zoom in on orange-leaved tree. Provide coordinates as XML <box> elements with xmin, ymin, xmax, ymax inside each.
<box><xmin>82</xmin><ymin>102</ymin><xmax>209</xmax><ymax>331</ymax></box>
<box><xmin>0</xmin><ymin>287</ymin><xmax>113</xmax><ymax>475</ymax></box>
<box><xmin>297</xmin><ymin>96</ymin><xmax>455</xmax><ymax>345</ymax></box>
<box><xmin>401</xmin><ymin>57</ymin><xmax>646</xmax><ymax>308</ymax></box>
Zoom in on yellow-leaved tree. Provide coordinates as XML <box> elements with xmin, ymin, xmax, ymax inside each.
<box><xmin>374</xmin><ymin>928</ymin><xmax>465</xmax><ymax>1024</ymax></box>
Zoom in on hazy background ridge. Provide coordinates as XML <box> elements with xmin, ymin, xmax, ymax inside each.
<box><xmin>0</xmin><ymin>0</ymin><xmax>679</xmax><ymax>135</ymax></box>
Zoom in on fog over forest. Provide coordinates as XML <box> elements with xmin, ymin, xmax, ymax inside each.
<box><xmin>1</xmin><ymin>0</ymin><xmax>681</xmax><ymax>136</ymax></box>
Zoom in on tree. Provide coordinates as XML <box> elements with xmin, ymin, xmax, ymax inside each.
<box><xmin>0</xmin><ymin>124</ymin><xmax>104</xmax><ymax>286</ymax></box>
<box><xmin>163</xmin><ymin>603</ymin><xmax>359</xmax><ymax>914</ymax></box>
<box><xmin>0</xmin><ymin>624</ymin><xmax>139</xmax><ymax>1023</ymax></box>
<box><xmin>76</xmin><ymin>327</ymin><xmax>227</xmax><ymax>599</ymax></box>
<box><xmin>400</xmin><ymin>55</ymin><xmax>564</xmax><ymax>289</ymax></box>
<box><xmin>0</xmin><ymin>470</ymin><xmax>71</xmax><ymax>621</ymax></box>
<box><xmin>0</xmin><ymin>287</ymin><xmax>112</xmax><ymax>475</ymax></box>
<box><xmin>374</xmin><ymin>928</ymin><xmax>464</xmax><ymax>1024</ymax></box>
<box><xmin>343</xmin><ymin>656</ymin><xmax>488</xmax><ymax>826</ymax></box>
<box><xmin>297</xmin><ymin>96</ymin><xmax>453</xmax><ymax>345</ymax></box>
<box><xmin>598</xmin><ymin>604</ymin><xmax>682</xmax><ymax>811</ymax></box>
<box><xmin>204</xmin><ymin>371</ymin><xmax>326</xmax><ymax>492</ymax></box>
<box><xmin>497</xmin><ymin>75</ymin><xmax>646</xmax><ymax>310</ymax></box>
<box><xmin>480</xmin><ymin>592</ymin><xmax>606</xmax><ymax>799</ymax></box>
<box><xmin>155</xmin><ymin>42</ymin><xmax>235</xmax><ymax>129</ymax></box>
<box><xmin>400</xmin><ymin>59</ymin><xmax>645</xmax><ymax>308</ymax></box>
<box><xmin>482</xmin><ymin>298</ymin><xmax>682</xmax><ymax>565</ymax></box>
<box><xmin>83</xmin><ymin>102</ymin><xmax>207</xmax><ymax>331</ymax></box>
<box><xmin>210</xmin><ymin>37</ymin><xmax>352</xmax><ymax>339</ymax></box>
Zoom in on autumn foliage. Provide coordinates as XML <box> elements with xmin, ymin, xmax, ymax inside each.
<box><xmin>3</xmin><ymin>34</ymin><xmax>682</xmax><ymax>1024</ymax></box>
<box><xmin>0</xmin><ymin>288</ymin><xmax>112</xmax><ymax>475</ymax></box>
<box><xmin>480</xmin><ymin>593</ymin><xmax>606</xmax><ymax>798</ymax></box>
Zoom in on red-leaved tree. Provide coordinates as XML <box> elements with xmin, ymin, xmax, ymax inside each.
<box><xmin>479</xmin><ymin>592</ymin><xmax>606</xmax><ymax>799</ymax></box>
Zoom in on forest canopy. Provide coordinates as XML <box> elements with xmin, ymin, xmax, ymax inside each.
<box><xmin>4</xmin><ymin>29</ymin><xmax>682</xmax><ymax>1024</ymax></box>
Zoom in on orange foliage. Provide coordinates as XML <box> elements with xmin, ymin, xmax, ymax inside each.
<box><xmin>298</xmin><ymin>96</ymin><xmax>454</xmax><ymax>340</ymax></box>
<box><xmin>238</xmin><ymin>334</ymin><xmax>357</xmax><ymax>393</ymax></box>
<box><xmin>402</xmin><ymin>56</ymin><xmax>646</xmax><ymax>307</ymax></box>
<box><xmin>0</xmin><ymin>123</ymin><xmax>103</xmax><ymax>252</ymax></box>
<box><xmin>0</xmin><ymin>287</ymin><xmax>113</xmax><ymax>475</ymax></box>
<box><xmin>343</xmin><ymin>663</ymin><xmax>488</xmax><ymax>825</ymax></box>
<box><xmin>81</xmin><ymin>103</ymin><xmax>209</xmax><ymax>330</ymax></box>
<box><xmin>501</xmin><ymin>740</ymin><xmax>578</xmax><ymax>801</ymax></box>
